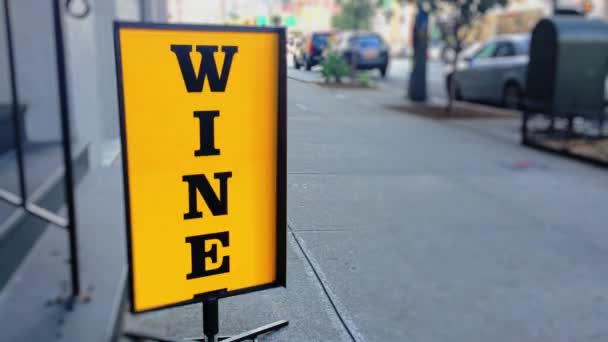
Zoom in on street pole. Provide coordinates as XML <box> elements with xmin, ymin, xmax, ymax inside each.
<box><xmin>408</xmin><ymin>1</ymin><xmax>428</xmax><ymax>102</ymax></box>
<box><xmin>53</xmin><ymin>0</ymin><xmax>82</xmax><ymax>299</ymax></box>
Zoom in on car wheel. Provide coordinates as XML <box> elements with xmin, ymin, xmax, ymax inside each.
<box><xmin>502</xmin><ymin>83</ymin><xmax>522</xmax><ymax>110</ymax></box>
<box><xmin>379</xmin><ymin>66</ymin><xmax>387</xmax><ymax>78</ymax></box>
<box><xmin>293</xmin><ymin>55</ymin><xmax>301</xmax><ymax>70</ymax></box>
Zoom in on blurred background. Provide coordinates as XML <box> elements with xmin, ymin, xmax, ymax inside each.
<box><xmin>1</xmin><ymin>1</ymin><xmax>608</xmax><ymax>341</ymax></box>
<box><xmin>167</xmin><ymin>0</ymin><xmax>603</xmax><ymax>54</ymax></box>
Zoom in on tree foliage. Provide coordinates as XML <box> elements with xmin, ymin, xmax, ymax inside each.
<box><xmin>423</xmin><ymin>0</ymin><xmax>507</xmax><ymax>50</ymax></box>
<box><xmin>332</xmin><ymin>0</ymin><xmax>375</xmax><ymax>30</ymax></box>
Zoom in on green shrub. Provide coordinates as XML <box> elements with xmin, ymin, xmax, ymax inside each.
<box><xmin>356</xmin><ymin>71</ymin><xmax>370</xmax><ymax>87</ymax></box>
<box><xmin>320</xmin><ymin>51</ymin><xmax>350</xmax><ymax>83</ymax></box>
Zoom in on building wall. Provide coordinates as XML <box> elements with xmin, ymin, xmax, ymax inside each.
<box><xmin>586</xmin><ymin>0</ymin><xmax>607</xmax><ymax>18</ymax></box>
<box><xmin>0</xmin><ymin>2</ymin><xmax>12</xmax><ymax>105</ymax></box>
<box><xmin>168</xmin><ymin>0</ymin><xmax>224</xmax><ymax>23</ymax></box>
<box><xmin>166</xmin><ymin>0</ymin><xmax>338</xmax><ymax>32</ymax></box>
<box><xmin>372</xmin><ymin>1</ymin><xmax>416</xmax><ymax>56</ymax></box>
<box><xmin>0</xmin><ymin>0</ymin><xmax>166</xmax><ymax>146</ymax></box>
<box><xmin>3</xmin><ymin>0</ymin><xmax>62</xmax><ymax>143</ymax></box>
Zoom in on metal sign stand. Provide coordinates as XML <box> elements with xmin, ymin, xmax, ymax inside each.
<box><xmin>124</xmin><ymin>296</ymin><xmax>288</xmax><ymax>342</ymax></box>
<box><xmin>200</xmin><ymin>298</ymin><xmax>288</xmax><ymax>342</ymax></box>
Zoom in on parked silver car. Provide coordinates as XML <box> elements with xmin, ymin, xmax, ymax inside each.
<box><xmin>446</xmin><ymin>34</ymin><xmax>530</xmax><ymax>109</ymax></box>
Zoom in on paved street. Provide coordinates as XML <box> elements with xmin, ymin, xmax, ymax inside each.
<box><xmin>127</xmin><ymin>76</ymin><xmax>608</xmax><ymax>341</ymax></box>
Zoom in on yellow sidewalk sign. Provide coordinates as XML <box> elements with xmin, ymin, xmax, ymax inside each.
<box><xmin>114</xmin><ymin>22</ymin><xmax>286</xmax><ymax>313</ymax></box>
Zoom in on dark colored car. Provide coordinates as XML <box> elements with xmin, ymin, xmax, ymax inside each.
<box><xmin>293</xmin><ymin>32</ymin><xmax>331</xmax><ymax>71</ymax></box>
<box><xmin>331</xmin><ymin>32</ymin><xmax>389</xmax><ymax>77</ymax></box>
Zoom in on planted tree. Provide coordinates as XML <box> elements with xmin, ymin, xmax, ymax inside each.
<box><xmin>332</xmin><ymin>0</ymin><xmax>377</xmax><ymax>78</ymax></box>
<box><xmin>440</xmin><ymin>0</ymin><xmax>507</xmax><ymax>112</ymax></box>
<box><xmin>407</xmin><ymin>1</ymin><xmax>434</xmax><ymax>101</ymax></box>
<box><xmin>403</xmin><ymin>0</ymin><xmax>505</xmax><ymax>107</ymax></box>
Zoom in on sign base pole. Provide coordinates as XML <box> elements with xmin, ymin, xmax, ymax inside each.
<box><xmin>124</xmin><ymin>298</ymin><xmax>288</xmax><ymax>342</ymax></box>
<box><xmin>203</xmin><ymin>298</ymin><xmax>220</xmax><ymax>342</ymax></box>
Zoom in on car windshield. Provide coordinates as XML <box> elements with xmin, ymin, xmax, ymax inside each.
<box><xmin>473</xmin><ymin>42</ymin><xmax>496</xmax><ymax>59</ymax></box>
<box><xmin>353</xmin><ymin>35</ymin><xmax>383</xmax><ymax>48</ymax></box>
<box><xmin>457</xmin><ymin>43</ymin><xmax>481</xmax><ymax>61</ymax></box>
<box><xmin>312</xmin><ymin>34</ymin><xmax>329</xmax><ymax>46</ymax></box>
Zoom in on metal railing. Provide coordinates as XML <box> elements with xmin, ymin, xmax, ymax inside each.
<box><xmin>0</xmin><ymin>0</ymin><xmax>90</xmax><ymax>300</ymax></box>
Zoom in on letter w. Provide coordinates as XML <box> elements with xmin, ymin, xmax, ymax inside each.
<box><xmin>183</xmin><ymin>172</ymin><xmax>232</xmax><ymax>220</ymax></box>
<box><xmin>170</xmin><ymin>45</ymin><xmax>238</xmax><ymax>92</ymax></box>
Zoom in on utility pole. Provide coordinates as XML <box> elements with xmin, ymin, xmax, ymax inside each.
<box><xmin>408</xmin><ymin>0</ymin><xmax>428</xmax><ymax>102</ymax></box>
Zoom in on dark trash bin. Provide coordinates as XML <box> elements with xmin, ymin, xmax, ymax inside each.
<box><xmin>525</xmin><ymin>16</ymin><xmax>608</xmax><ymax>121</ymax></box>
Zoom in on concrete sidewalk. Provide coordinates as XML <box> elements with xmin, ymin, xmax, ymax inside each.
<box><xmin>123</xmin><ymin>232</ymin><xmax>350</xmax><ymax>341</ymax></box>
<box><xmin>126</xmin><ymin>78</ymin><xmax>608</xmax><ymax>342</ymax></box>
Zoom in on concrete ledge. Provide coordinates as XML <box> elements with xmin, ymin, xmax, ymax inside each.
<box><xmin>523</xmin><ymin>137</ymin><xmax>608</xmax><ymax>168</ymax></box>
<box><xmin>387</xmin><ymin>99</ymin><xmax>519</xmax><ymax>119</ymax></box>
<box><xmin>0</xmin><ymin>162</ymin><xmax>127</xmax><ymax>341</ymax></box>
<box><xmin>0</xmin><ymin>143</ymin><xmax>90</xmax><ymax>288</ymax></box>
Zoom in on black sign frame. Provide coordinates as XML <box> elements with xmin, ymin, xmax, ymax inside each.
<box><xmin>113</xmin><ymin>21</ymin><xmax>287</xmax><ymax>314</ymax></box>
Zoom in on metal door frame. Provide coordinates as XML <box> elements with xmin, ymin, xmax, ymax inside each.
<box><xmin>0</xmin><ymin>0</ymin><xmax>88</xmax><ymax>298</ymax></box>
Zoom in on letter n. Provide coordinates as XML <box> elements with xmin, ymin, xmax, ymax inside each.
<box><xmin>183</xmin><ymin>172</ymin><xmax>232</xmax><ymax>220</ymax></box>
